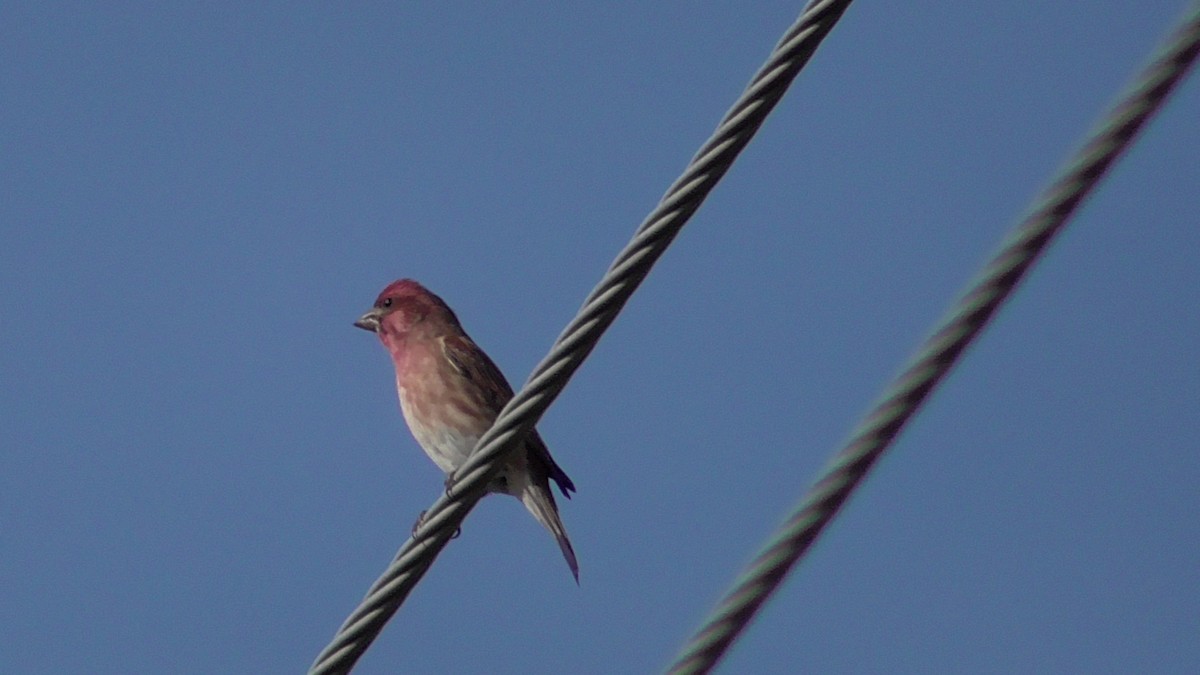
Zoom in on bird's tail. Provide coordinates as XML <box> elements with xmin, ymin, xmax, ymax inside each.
<box><xmin>521</xmin><ymin>484</ymin><xmax>579</xmax><ymax>583</ymax></box>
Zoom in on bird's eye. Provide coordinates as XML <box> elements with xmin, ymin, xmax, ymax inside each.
<box><xmin>382</xmin><ymin>297</ymin><xmax>393</xmax><ymax>308</ymax></box>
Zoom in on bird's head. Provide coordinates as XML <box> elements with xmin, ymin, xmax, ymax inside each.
<box><xmin>354</xmin><ymin>279</ymin><xmax>462</xmax><ymax>339</ymax></box>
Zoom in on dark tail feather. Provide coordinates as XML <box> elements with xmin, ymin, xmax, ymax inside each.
<box><xmin>529</xmin><ymin>434</ymin><xmax>575</xmax><ymax>499</ymax></box>
<box><xmin>521</xmin><ymin>484</ymin><xmax>579</xmax><ymax>583</ymax></box>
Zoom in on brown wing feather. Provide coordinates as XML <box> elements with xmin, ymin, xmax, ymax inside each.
<box><xmin>439</xmin><ymin>335</ymin><xmax>575</xmax><ymax>498</ymax></box>
<box><xmin>439</xmin><ymin>334</ymin><xmax>514</xmax><ymax>408</ymax></box>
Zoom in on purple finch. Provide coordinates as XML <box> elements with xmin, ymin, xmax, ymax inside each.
<box><xmin>354</xmin><ymin>279</ymin><xmax>579</xmax><ymax>582</ymax></box>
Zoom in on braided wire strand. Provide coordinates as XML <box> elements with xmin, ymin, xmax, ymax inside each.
<box><xmin>664</xmin><ymin>5</ymin><xmax>1200</xmax><ymax>674</ymax></box>
<box><xmin>308</xmin><ymin>1</ymin><xmax>856</xmax><ymax>673</ymax></box>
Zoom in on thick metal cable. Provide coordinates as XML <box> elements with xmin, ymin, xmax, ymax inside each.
<box><xmin>308</xmin><ymin>1</ymin><xmax>856</xmax><ymax>673</ymax></box>
<box><xmin>663</xmin><ymin>4</ymin><xmax>1200</xmax><ymax>674</ymax></box>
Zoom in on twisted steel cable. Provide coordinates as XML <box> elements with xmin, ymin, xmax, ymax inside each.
<box><xmin>309</xmin><ymin>1</ymin><xmax>856</xmax><ymax>673</ymax></box>
<box><xmin>664</xmin><ymin>4</ymin><xmax>1200</xmax><ymax>674</ymax></box>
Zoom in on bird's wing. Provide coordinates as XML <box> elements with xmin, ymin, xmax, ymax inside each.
<box><xmin>439</xmin><ymin>334</ymin><xmax>576</xmax><ymax>499</ymax></box>
<box><xmin>439</xmin><ymin>334</ymin><xmax>515</xmax><ymax>409</ymax></box>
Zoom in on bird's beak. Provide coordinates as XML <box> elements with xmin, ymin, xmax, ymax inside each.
<box><xmin>354</xmin><ymin>308</ymin><xmax>383</xmax><ymax>333</ymax></box>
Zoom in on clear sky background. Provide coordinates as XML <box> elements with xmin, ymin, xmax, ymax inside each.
<box><xmin>3</xmin><ymin>2</ymin><xmax>1198</xmax><ymax>674</ymax></box>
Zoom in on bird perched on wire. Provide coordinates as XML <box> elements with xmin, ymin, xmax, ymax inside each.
<box><xmin>354</xmin><ymin>279</ymin><xmax>579</xmax><ymax>582</ymax></box>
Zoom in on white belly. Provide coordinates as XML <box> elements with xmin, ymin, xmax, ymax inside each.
<box><xmin>397</xmin><ymin>381</ymin><xmax>476</xmax><ymax>474</ymax></box>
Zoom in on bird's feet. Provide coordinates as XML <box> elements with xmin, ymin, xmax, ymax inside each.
<box><xmin>411</xmin><ymin>509</ymin><xmax>460</xmax><ymax>539</ymax></box>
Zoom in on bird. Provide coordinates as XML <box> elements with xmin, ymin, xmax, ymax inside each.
<box><xmin>354</xmin><ymin>279</ymin><xmax>579</xmax><ymax>582</ymax></box>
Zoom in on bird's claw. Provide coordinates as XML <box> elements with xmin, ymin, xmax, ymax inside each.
<box><xmin>411</xmin><ymin>509</ymin><xmax>460</xmax><ymax>540</ymax></box>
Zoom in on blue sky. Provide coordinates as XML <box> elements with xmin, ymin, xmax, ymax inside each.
<box><xmin>3</xmin><ymin>2</ymin><xmax>1198</xmax><ymax>673</ymax></box>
